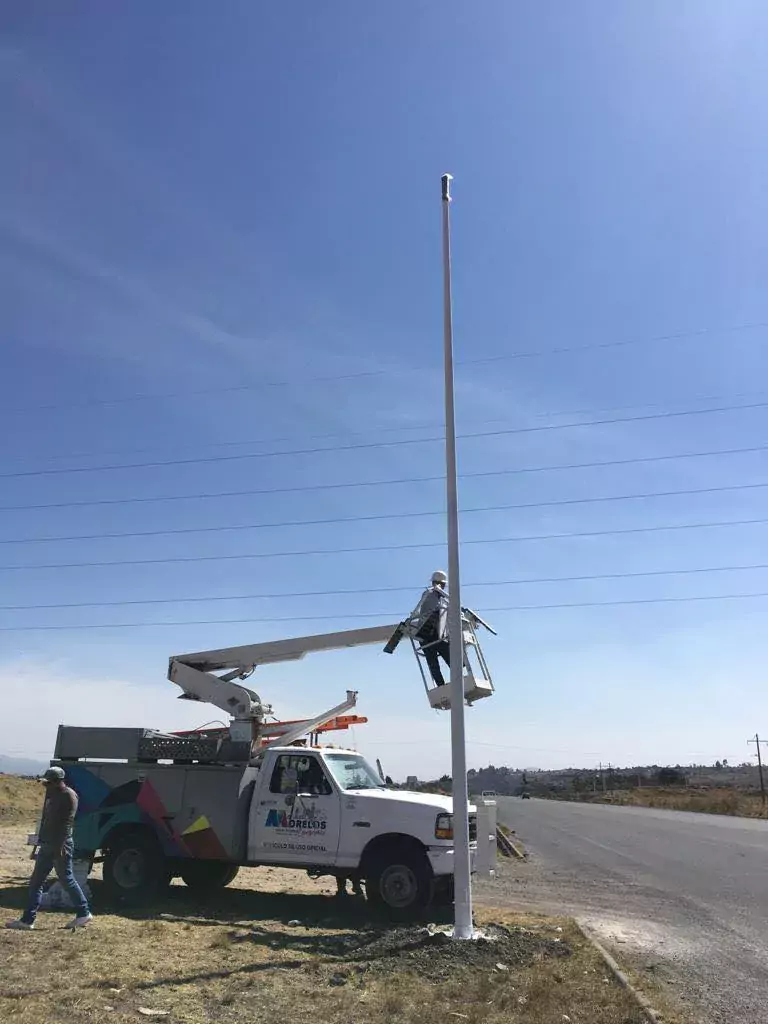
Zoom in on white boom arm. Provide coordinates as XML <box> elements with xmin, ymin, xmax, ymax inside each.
<box><xmin>170</xmin><ymin>624</ymin><xmax>398</xmax><ymax>674</ymax></box>
<box><xmin>169</xmin><ymin>661</ymin><xmax>263</xmax><ymax>720</ymax></box>
<box><xmin>167</xmin><ymin>624</ymin><xmax>397</xmax><ymax>725</ymax></box>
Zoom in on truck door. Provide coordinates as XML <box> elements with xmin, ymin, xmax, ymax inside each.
<box><xmin>249</xmin><ymin>753</ymin><xmax>340</xmax><ymax>865</ymax></box>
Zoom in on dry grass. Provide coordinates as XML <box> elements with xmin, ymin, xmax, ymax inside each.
<box><xmin>578</xmin><ymin>786</ymin><xmax>766</xmax><ymax>818</ymax></box>
<box><xmin>0</xmin><ymin>821</ymin><xmax>653</xmax><ymax>1024</ymax></box>
<box><xmin>0</xmin><ymin>775</ymin><xmax>41</xmax><ymax>827</ymax></box>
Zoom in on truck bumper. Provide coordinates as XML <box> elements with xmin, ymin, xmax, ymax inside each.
<box><xmin>427</xmin><ymin>844</ymin><xmax>477</xmax><ymax>878</ymax></box>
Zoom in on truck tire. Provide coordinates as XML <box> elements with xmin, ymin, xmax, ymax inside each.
<box><xmin>365</xmin><ymin>844</ymin><xmax>432</xmax><ymax>916</ymax></box>
<box><xmin>180</xmin><ymin>860</ymin><xmax>239</xmax><ymax>893</ymax></box>
<box><xmin>103</xmin><ymin>830</ymin><xmax>171</xmax><ymax>907</ymax></box>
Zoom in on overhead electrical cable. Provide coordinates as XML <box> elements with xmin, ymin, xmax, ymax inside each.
<box><xmin>2</xmin><ymin>442</ymin><xmax>768</xmax><ymax>512</ymax></box>
<box><xmin>4</xmin><ymin>561</ymin><xmax>768</xmax><ymax>610</ymax></box>
<box><xmin>3</xmin><ymin>398</ymin><xmax>768</xmax><ymax>480</ymax></box>
<box><xmin>3</xmin><ymin>479</ymin><xmax>768</xmax><ymax>546</ymax></box>
<box><xmin>3</xmin><ymin>590</ymin><xmax>768</xmax><ymax>631</ymax></box>
<box><xmin>5</xmin><ymin>319</ymin><xmax>767</xmax><ymax>414</ymax></box>
<box><xmin>2</xmin><ymin>515</ymin><xmax>767</xmax><ymax>571</ymax></box>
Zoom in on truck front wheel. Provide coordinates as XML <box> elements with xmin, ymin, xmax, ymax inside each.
<box><xmin>103</xmin><ymin>830</ymin><xmax>171</xmax><ymax>906</ymax></box>
<box><xmin>180</xmin><ymin>860</ymin><xmax>239</xmax><ymax>893</ymax></box>
<box><xmin>365</xmin><ymin>845</ymin><xmax>432</xmax><ymax>916</ymax></box>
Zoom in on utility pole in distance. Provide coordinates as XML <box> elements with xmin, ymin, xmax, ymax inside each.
<box><xmin>748</xmin><ymin>734</ymin><xmax>767</xmax><ymax>810</ymax></box>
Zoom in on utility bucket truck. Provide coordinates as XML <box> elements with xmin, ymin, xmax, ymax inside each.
<box><xmin>38</xmin><ymin>624</ymin><xmax>482</xmax><ymax>916</ymax></box>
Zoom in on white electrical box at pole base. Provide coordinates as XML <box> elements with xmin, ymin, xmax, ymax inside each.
<box><xmin>474</xmin><ymin>799</ymin><xmax>497</xmax><ymax>879</ymax></box>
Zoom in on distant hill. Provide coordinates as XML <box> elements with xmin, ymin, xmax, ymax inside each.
<box><xmin>467</xmin><ymin>765</ymin><xmax>525</xmax><ymax>796</ymax></box>
<box><xmin>0</xmin><ymin>754</ymin><xmax>47</xmax><ymax>777</ymax></box>
<box><xmin>461</xmin><ymin>761</ymin><xmax>761</xmax><ymax>797</ymax></box>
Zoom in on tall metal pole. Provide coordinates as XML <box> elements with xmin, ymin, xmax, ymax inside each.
<box><xmin>749</xmin><ymin>734</ymin><xmax>766</xmax><ymax>809</ymax></box>
<box><xmin>441</xmin><ymin>172</ymin><xmax>473</xmax><ymax>939</ymax></box>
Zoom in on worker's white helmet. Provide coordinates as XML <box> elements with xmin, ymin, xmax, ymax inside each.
<box><xmin>431</xmin><ymin>570</ymin><xmax>448</xmax><ymax>585</ymax></box>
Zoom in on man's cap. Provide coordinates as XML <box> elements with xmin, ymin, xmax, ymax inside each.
<box><xmin>39</xmin><ymin>766</ymin><xmax>66</xmax><ymax>782</ymax></box>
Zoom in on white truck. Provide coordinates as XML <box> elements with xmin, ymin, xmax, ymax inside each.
<box><xmin>49</xmin><ymin>625</ymin><xmax>481</xmax><ymax>915</ymax></box>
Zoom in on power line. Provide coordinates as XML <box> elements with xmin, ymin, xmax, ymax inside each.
<box><xmin>0</xmin><ymin>473</ymin><xmax>442</xmax><ymax>512</ymax></box>
<box><xmin>5</xmin><ymin>479</ymin><xmax>768</xmax><ymax>546</ymax></box>
<box><xmin>490</xmin><ymin>592</ymin><xmax>768</xmax><ymax>611</ymax></box>
<box><xmin>3</xmin><ymin>441</ymin><xmax>768</xmax><ymax>513</ymax></box>
<box><xmin>3</xmin><ymin>515</ymin><xmax>768</xmax><ymax>572</ymax></box>
<box><xmin>5</xmin><ymin>319</ymin><xmax>767</xmax><ymax>414</ymax></box>
<box><xmin>8</xmin><ymin>387</ymin><xmax>768</xmax><ymax>465</ymax></box>
<box><xmin>4</xmin><ymin>561</ymin><xmax>768</xmax><ymax>611</ymax></box>
<box><xmin>465</xmin><ymin>320</ymin><xmax>768</xmax><ymax>366</ymax></box>
<box><xmin>3</xmin><ymin>398</ymin><xmax>768</xmax><ymax>481</ymax></box>
<box><xmin>364</xmin><ymin>737</ymin><xmax>606</xmax><ymax>757</ymax></box>
<box><xmin>4</xmin><ymin>590</ymin><xmax>768</xmax><ymax>631</ymax></box>
<box><xmin>464</xmin><ymin>740</ymin><xmax>605</xmax><ymax>756</ymax></box>
<box><xmin>2</xmin><ymin>432</ymin><xmax>441</xmax><ymax>479</ymax></box>
<box><xmin>493</xmin><ymin>593</ymin><xmax>768</xmax><ymax>606</ymax></box>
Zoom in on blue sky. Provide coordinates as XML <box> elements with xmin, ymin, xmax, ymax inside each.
<box><xmin>2</xmin><ymin>1</ymin><xmax>768</xmax><ymax>777</ymax></box>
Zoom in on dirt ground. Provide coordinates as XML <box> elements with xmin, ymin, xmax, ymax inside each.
<box><xmin>0</xmin><ymin>819</ymin><xmax>654</xmax><ymax>1024</ymax></box>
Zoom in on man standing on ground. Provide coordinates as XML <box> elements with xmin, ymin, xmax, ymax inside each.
<box><xmin>5</xmin><ymin>766</ymin><xmax>93</xmax><ymax>931</ymax></box>
<box><xmin>335</xmin><ymin>873</ymin><xmax>364</xmax><ymax>898</ymax></box>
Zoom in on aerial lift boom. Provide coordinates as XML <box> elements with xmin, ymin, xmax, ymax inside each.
<box><xmin>167</xmin><ymin>624</ymin><xmax>398</xmax><ymax>754</ymax></box>
<box><xmin>166</xmin><ymin>605</ymin><xmax>496</xmax><ymax>757</ymax></box>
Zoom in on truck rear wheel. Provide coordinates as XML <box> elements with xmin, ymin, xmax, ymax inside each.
<box><xmin>103</xmin><ymin>830</ymin><xmax>171</xmax><ymax>906</ymax></box>
<box><xmin>180</xmin><ymin>860</ymin><xmax>239</xmax><ymax>892</ymax></box>
<box><xmin>365</xmin><ymin>845</ymin><xmax>432</xmax><ymax>916</ymax></box>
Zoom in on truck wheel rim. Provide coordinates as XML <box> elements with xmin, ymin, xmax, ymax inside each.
<box><xmin>380</xmin><ymin>864</ymin><xmax>418</xmax><ymax>909</ymax></box>
<box><xmin>113</xmin><ymin>849</ymin><xmax>146</xmax><ymax>889</ymax></box>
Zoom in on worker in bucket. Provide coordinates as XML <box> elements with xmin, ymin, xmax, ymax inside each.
<box><xmin>409</xmin><ymin>570</ymin><xmax>452</xmax><ymax>688</ymax></box>
<box><xmin>5</xmin><ymin>767</ymin><xmax>93</xmax><ymax>931</ymax></box>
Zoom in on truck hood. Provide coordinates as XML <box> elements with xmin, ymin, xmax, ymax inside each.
<box><xmin>343</xmin><ymin>789</ymin><xmax>475</xmax><ymax>814</ymax></box>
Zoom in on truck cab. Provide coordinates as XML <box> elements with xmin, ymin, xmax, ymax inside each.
<box><xmin>248</xmin><ymin>746</ymin><xmax>471</xmax><ymax>909</ymax></box>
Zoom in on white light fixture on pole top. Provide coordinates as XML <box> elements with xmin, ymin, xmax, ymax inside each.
<box><xmin>441</xmin><ymin>172</ymin><xmax>474</xmax><ymax>940</ymax></box>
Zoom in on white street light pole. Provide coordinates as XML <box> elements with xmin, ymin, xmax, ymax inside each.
<box><xmin>441</xmin><ymin>172</ymin><xmax>473</xmax><ymax>940</ymax></box>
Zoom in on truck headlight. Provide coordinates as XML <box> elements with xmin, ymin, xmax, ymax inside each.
<box><xmin>435</xmin><ymin>813</ymin><xmax>453</xmax><ymax>840</ymax></box>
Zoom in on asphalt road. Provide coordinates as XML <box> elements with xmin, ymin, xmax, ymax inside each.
<box><xmin>484</xmin><ymin>798</ymin><xmax>768</xmax><ymax>1024</ymax></box>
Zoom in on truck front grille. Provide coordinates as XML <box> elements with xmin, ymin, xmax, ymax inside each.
<box><xmin>468</xmin><ymin>814</ymin><xmax>477</xmax><ymax>843</ymax></box>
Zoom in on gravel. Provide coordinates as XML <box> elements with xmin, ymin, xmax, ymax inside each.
<box><xmin>337</xmin><ymin>923</ymin><xmax>571</xmax><ymax>980</ymax></box>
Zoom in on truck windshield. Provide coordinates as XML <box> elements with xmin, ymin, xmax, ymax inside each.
<box><xmin>324</xmin><ymin>753</ymin><xmax>383</xmax><ymax>791</ymax></box>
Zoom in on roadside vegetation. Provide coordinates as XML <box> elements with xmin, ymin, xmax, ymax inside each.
<box><xmin>0</xmin><ymin>899</ymin><xmax>651</xmax><ymax>1023</ymax></box>
<box><xmin>0</xmin><ymin>774</ymin><xmax>40</xmax><ymax>826</ymax></box>
<box><xmin>560</xmin><ymin>786</ymin><xmax>766</xmax><ymax>818</ymax></box>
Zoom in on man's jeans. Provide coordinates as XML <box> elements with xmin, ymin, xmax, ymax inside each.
<box><xmin>424</xmin><ymin>639</ymin><xmax>451</xmax><ymax>688</ymax></box>
<box><xmin>22</xmin><ymin>841</ymin><xmax>90</xmax><ymax>924</ymax></box>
